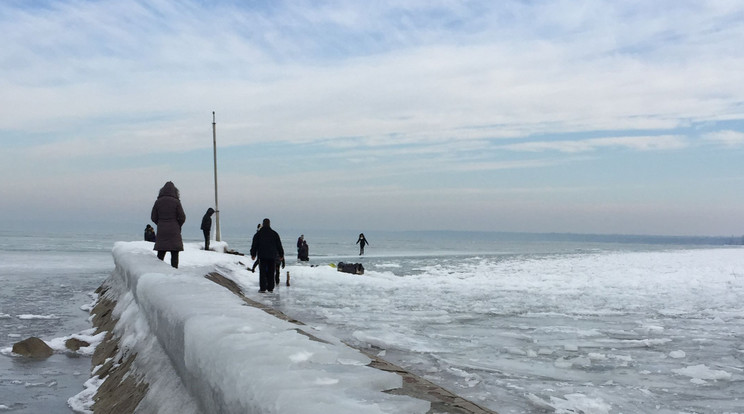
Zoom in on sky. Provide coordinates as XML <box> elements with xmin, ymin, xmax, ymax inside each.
<box><xmin>1</xmin><ymin>0</ymin><xmax>744</xmax><ymax>236</ymax></box>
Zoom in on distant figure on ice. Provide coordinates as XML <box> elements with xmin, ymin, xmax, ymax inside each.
<box><xmin>356</xmin><ymin>233</ymin><xmax>369</xmax><ymax>255</ymax></box>
<box><xmin>151</xmin><ymin>181</ymin><xmax>186</xmax><ymax>268</ymax></box>
<box><xmin>144</xmin><ymin>224</ymin><xmax>156</xmax><ymax>242</ymax></box>
<box><xmin>250</xmin><ymin>218</ymin><xmax>284</xmax><ymax>293</ymax></box>
<box><xmin>299</xmin><ymin>239</ymin><xmax>309</xmax><ymax>261</ymax></box>
<box><xmin>200</xmin><ymin>207</ymin><xmax>215</xmax><ymax>251</ymax></box>
<box><xmin>296</xmin><ymin>234</ymin><xmax>304</xmax><ymax>259</ymax></box>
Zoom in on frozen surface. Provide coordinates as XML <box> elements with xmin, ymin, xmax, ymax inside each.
<box><xmin>264</xmin><ymin>247</ymin><xmax>744</xmax><ymax>414</ymax></box>
<box><xmin>4</xmin><ymin>233</ymin><xmax>743</xmax><ymax>414</ymax></box>
<box><xmin>83</xmin><ymin>241</ymin><xmax>430</xmax><ymax>414</ymax></box>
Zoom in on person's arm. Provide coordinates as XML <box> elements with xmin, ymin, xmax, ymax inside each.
<box><xmin>151</xmin><ymin>202</ymin><xmax>159</xmax><ymax>224</ymax></box>
<box><xmin>250</xmin><ymin>233</ymin><xmax>258</xmax><ymax>260</ymax></box>
<box><xmin>177</xmin><ymin>203</ymin><xmax>186</xmax><ymax>227</ymax></box>
<box><xmin>276</xmin><ymin>233</ymin><xmax>285</xmax><ymax>258</ymax></box>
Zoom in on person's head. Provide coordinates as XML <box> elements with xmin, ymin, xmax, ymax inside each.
<box><xmin>300</xmin><ymin>234</ymin><xmax>304</xmax><ymax>239</ymax></box>
<box><xmin>262</xmin><ymin>218</ymin><xmax>271</xmax><ymax>228</ymax></box>
<box><xmin>359</xmin><ymin>233</ymin><xmax>364</xmax><ymax>238</ymax></box>
<box><xmin>158</xmin><ymin>181</ymin><xmax>179</xmax><ymax>199</ymax></box>
<box><xmin>207</xmin><ymin>207</ymin><xmax>215</xmax><ymax>215</ymax></box>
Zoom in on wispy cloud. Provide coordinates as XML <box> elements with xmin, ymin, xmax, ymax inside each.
<box><xmin>704</xmin><ymin>130</ymin><xmax>744</xmax><ymax>147</ymax></box>
<box><xmin>500</xmin><ymin>135</ymin><xmax>689</xmax><ymax>153</ymax></box>
<box><xmin>2</xmin><ymin>0</ymin><xmax>743</xmax><ymax>148</ymax></box>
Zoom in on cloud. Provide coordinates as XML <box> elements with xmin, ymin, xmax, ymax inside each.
<box><xmin>2</xmin><ymin>0</ymin><xmax>744</xmax><ymax>150</ymax></box>
<box><xmin>500</xmin><ymin>135</ymin><xmax>689</xmax><ymax>153</ymax></box>
<box><xmin>704</xmin><ymin>130</ymin><xmax>744</xmax><ymax>147</ymax></box>
<box><xmin>2</xmin><ymin>1</ymin><xmax>744</xmax><ymax>235</ymax></box>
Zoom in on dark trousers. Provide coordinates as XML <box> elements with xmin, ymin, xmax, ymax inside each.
<box><xmin>203</xmin><ymin>229</ymin><xmax>210</xmax><ymax>251</ymax></box>
<box><xmin>157</xmin><ymin>250</ymin><xmax>179</xmax><ymax>268</ymax></box>
<box><xmin>258</xmin><ymin>258</ymin><xmax>276</xmax><ymax>292</ymax></box>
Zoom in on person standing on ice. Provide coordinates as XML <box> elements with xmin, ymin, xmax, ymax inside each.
<box><xmin>200</xmin><ymin>207</ymin><xmax>215</xmax><ymax>251</ymax></box>
<box><xmin>151</xmin><ymin>181</ymin><xmax>186</xmax><ymax>268</ymax></box>
<box><xmin>296</xmin><ymin>234</ymin><xmax>304</xmax><ymax>259</ymax></box>
<box><xmin>356</xmin><ymin>233</ymin><xmax>369</xmax><ymax>255</ymax></box>
<box><xmin>299</xmin><ymin>239</ymin><xmax>309</xmax><ymax>261</ymax></box>
<box><xmin>250</xmin><ymin>218</ymin><xmax>284</xmax><ymax>293</ymax></box>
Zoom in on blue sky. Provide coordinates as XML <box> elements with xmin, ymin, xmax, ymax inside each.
<box><xmin>1</xmin><ymin>0</ymin><xmax>744</xmax><ymax>236</ymax></box>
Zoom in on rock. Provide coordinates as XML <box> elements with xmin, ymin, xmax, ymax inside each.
<box><xmin>65</xmin><ymin>337</ymin><xmax>90</xmax><ymax>351</ymax></box>
<box><xmin>12</xmin><ymin>337</ymin><xmax>54</xmax><ymax>358</ymax></box>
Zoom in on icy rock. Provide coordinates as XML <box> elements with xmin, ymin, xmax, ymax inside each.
<box><xmin>12</xmin><ymin>337</ymin><xmax>54</xmax><ymax>358</ymax></box>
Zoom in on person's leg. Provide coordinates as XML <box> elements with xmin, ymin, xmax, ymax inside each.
<box><xmin>170</xmin><ymin>251</ymin><xmax>179</xmax><ymax>269</ymax></box>
<box><xmin>274</xmin><ymin>263</ymin><xmax>280</xmax><ymax>285</ymax></box>
<box><xmin>203</xmin><ymin>229</ymin><xmax>210</xmax><ymax>251</ymax></box>
<box><xmin>258</xmin><ymin>259</ymin><xmax>270</xmax><ymax>292</ymax></box>
<box><xmin>260</xmin><ymin>258</ymin><xmax>276</xmax><ymax>292</ymax></box>
<box><xmin>157</xmin><ymin>251</ymin><xmax>166</xmax><ymax>261</ymax></box>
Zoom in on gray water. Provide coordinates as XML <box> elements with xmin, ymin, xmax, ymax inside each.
<box><xmin>0</xmin><ymin>233</ymin><xmax>114</xmax><ymax>413</ymax></box>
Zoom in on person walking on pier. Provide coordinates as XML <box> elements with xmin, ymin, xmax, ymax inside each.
<box><xmin>151</xmin><ymin>181</ymin><xmax>186</xmax><ymax>268</ymax></box>
<box><xmin>250</xmin><ymin>218</ymin><xmax>284</xmax><ymax>293</ymax></box>
<box><xmin>200</xmin><ymin>207</ymin><xmax>215</xmax><ymax>251</ymax></box>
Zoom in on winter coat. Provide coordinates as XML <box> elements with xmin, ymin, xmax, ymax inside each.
<box><xmin>250</xmin><ymin>226</ymin><xmax>284</xmax><ymax>260</ymax></box>
<box><xmin>201</xmin><ymin>208</ymin><xmax>215</xmax><ymax>232</ymax></box>
<box><xmin>151</xmin><ymin>181</ymin><xmax>186</xmax><ymax>251</ymax></box>
<box><xmin>299</xmin><ymin>241</ymin><xmax>309</xmax><ymax>261</ymax></box>
<box><xmin>356</xmin><ymin>235</ymin><xmax>369</xmax><ymax>247</ymax></box>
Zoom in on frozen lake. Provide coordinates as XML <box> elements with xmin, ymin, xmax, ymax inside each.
<box><xmin>247</xmin><ymin>244</ymin><xmax>744</xmax><ymax>413</ymax></box>
<box><xmin>1</xmin><ymin>230</ymin><xmax>743</xmax><ymax>413</ymax></box>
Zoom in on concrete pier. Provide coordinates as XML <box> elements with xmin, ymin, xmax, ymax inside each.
<box><xmin>87</xmin><ymin>242</ymin><xmax>498</xmax><ymax>413</ymax></box>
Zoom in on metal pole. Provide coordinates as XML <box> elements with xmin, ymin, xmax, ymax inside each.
<box><xmin>212</xmin><ymin>111</ymin><xmax>221</xmax><ymax>241</ymax></box>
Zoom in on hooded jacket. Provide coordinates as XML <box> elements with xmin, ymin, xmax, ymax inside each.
<box><xmin>201</xmin><ymin>208</ymin><xmax>215</xmax><ymax>232</ymax></box>
<box><xmin>151</xmin><ymin>181</ymin><xmax>186</xmax><ymax>251</ymax></box>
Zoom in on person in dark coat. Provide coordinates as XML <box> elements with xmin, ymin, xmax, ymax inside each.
<box><xmin>356</xmin><ymin>233</ymin><xmax>369</xmax><ymax>255</ymax></box>
<box><xmin>151</xmin><ymin>181</ymin><xmax>186</xmax><ymax>268</ymax></box>
<box><xmin>296</xmin><ymin>235</ymin><xmax>304</xmax><ymax>259</ymax></box>
<box><xmin>200</xmin><ymin>208</ymin><xmax>215</xmax><ymax>251</ymax></box>
<box><xmin>247</xmin><ymin>223</ymin><xmax>262</xmax><ymax>273</ymax></box>
<box><xmin>250</xmin><ymin>218</ymin><xmax>284</xmax><ymax>293</ymax></box>
<box><xmin>299</xmin><ymin>240</ymin><xmax>309</xmax><ymax>261</ymax></box>
<box><xmin>144</xmin><ymin>224</ymin><xmax>156</xmax><ymax>242</ymax></box>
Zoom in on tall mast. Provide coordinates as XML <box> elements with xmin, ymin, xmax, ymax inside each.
<box><xmin>212</xmin><ymin>111</ymin><xmax>221</xmax><ymax>241</ymax></box>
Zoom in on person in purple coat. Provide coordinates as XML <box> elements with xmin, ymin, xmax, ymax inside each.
<box><xmin>151</xmin><ymin>181</ymin><xmax>186</xmax><ymax>268</ymax></box>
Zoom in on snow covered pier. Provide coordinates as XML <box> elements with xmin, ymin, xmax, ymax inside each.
<box><xmin>86</xmin><ymin>241</ymin><xmax>497</xmax><ymax>414</ymax></box>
